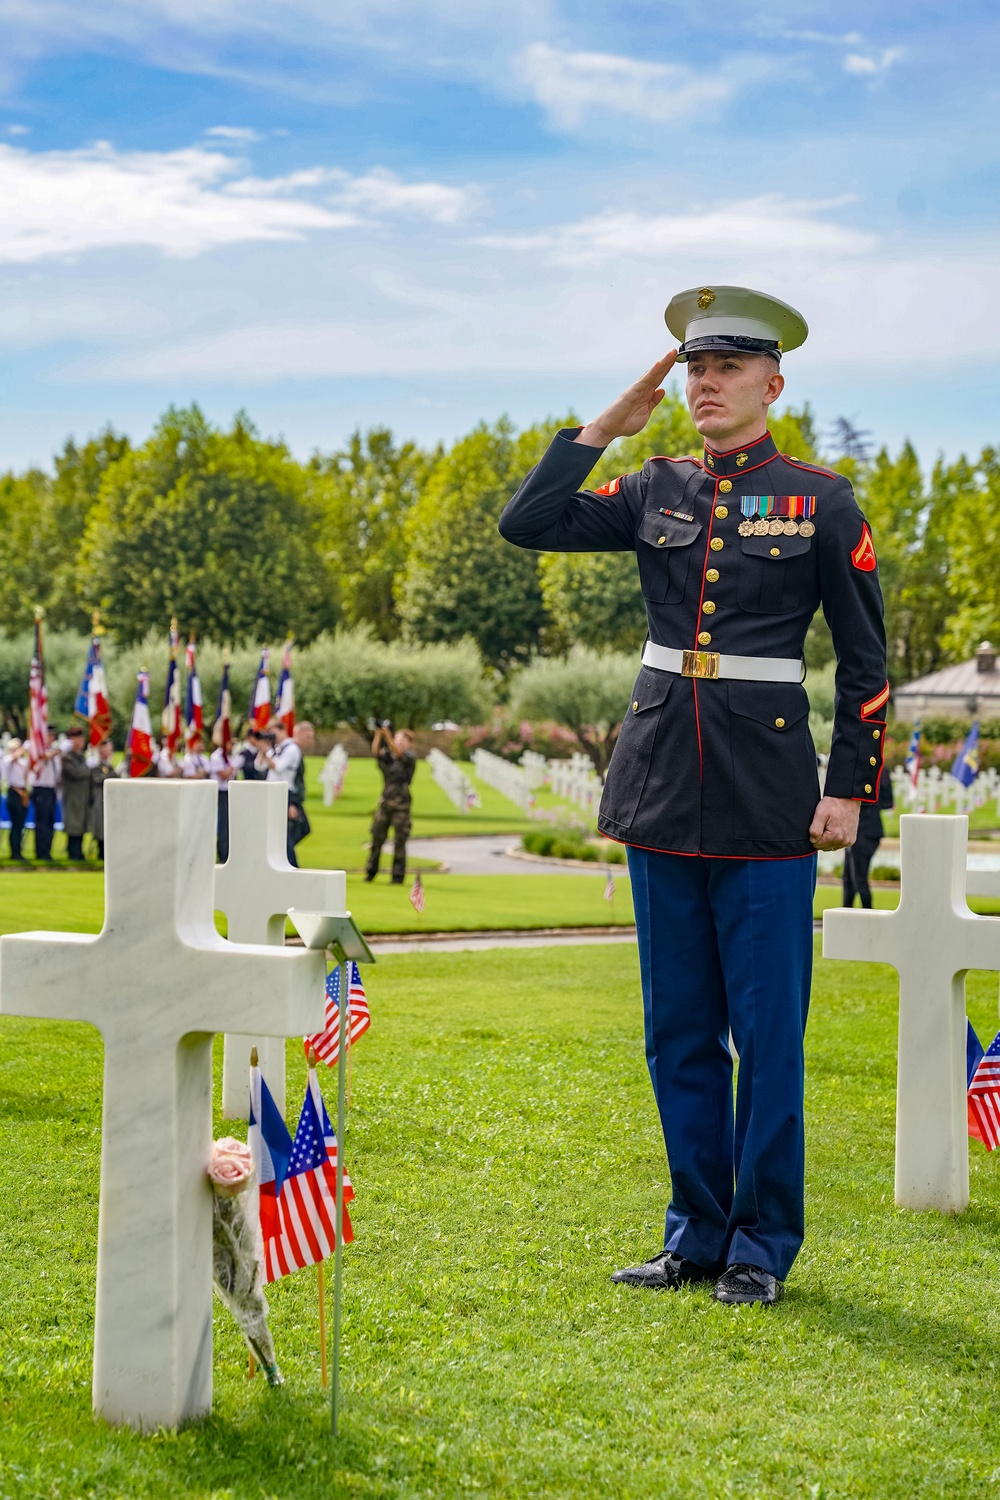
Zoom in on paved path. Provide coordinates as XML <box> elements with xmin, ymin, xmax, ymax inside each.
<box><xmin>407</xmin><ymin>834</ymin><xmax>629</xmax><ymax>878</ymax></box>
<box><xmin>368</xmin><ymin>926</ymin><xmax>637</xmax><ymax>954</ymax></box>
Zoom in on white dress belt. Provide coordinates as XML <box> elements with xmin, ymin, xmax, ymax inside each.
<box><xmin>641</xmin><ymin>640</ymin><xmax>803</xmax><ymax>684</ymax></box>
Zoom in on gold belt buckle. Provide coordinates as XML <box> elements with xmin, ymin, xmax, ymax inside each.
<box><xmin>681</xmin><ymin>649</ymin><xmax>720</xmax><ymax>679</ymax></box>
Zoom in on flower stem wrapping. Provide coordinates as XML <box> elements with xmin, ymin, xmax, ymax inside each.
<box><xmin>208</xmin><ymin>1137</ymin><xmax>283</xmax><ymax>1388</ymax></box>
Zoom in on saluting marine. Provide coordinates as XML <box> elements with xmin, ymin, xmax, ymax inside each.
<box><xmin>499</xmin><ymin>286</ymin><xmax>887</xmax><ymax>1307</ymax></box>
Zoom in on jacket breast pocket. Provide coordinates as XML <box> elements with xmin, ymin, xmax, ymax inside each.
<box><xmin>601</xmin><ymin>668</ymin><xmax>674</xmax><ymax>829</ymax></box>
<box><xmin>636</xmin><ymin>512</ymin><xmax>702</xmax><ymax>605</ymax></box>
<box><xmin>737</xmin><ymin>532</ymin><xmax>813</xmax><ymax>614</ymax></box>
<box><xmin>728</xmin><ymin>682</ymin><xmax>819</xmax><ymax>843</ymax></box>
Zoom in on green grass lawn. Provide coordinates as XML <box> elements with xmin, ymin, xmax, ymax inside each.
<box><xmin>5</xmin><ymin>944</ymin><xmax>1000</xmax><ymax>1497</ymax></box>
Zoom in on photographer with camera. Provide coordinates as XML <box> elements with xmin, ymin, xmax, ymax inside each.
<box><xmin>365</xmin><ymin>721</ymin><xmax>416</xmax><ymax>884</ymax></box>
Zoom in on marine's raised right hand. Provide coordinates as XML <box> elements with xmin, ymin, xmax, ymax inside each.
<box><xmin>575</xmin><ymin>352</ymin><xmax>679</xmax><ymax>448</ymax></box>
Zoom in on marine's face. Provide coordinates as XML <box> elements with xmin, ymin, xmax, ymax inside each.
<box><xmin>685</xmin><ymin>351</ymin><xmax>783</xmax><ymax>443</ymax></box>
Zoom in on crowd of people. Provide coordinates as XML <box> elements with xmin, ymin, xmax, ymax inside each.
<box><xmin>0</xmin><ymin>717</ymin><xmax>317</xmax><ymax>865</ymax></box>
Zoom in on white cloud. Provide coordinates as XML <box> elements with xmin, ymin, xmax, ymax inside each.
<box><xmin>479</xmin><ymin>196</ymin><xmax>875</xmax><ymax>265</ymax></box>
<box><xmin>519</xmin><ymin>42</ymin><xmax>730</xmax><ymax>130</ymax></box>
<box><xmin>204</xmin><ymin>125</ymin><xmax>260</xmax><ymax>141</ymax></box>
<box><xmin>844</xmin><ymin>48</ymin><xmax>903</xmax><ymax>76</ymax></box>
<box><xmin>0</xmin><ymin>141</ymin><xmax>478</xmax><ymax>262</ymax></box>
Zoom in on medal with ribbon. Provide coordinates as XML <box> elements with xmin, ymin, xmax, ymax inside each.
<box><xmin>737</xmin><ymin>496</ymin><xmax>816</xmax><ymax>538</ymax></box>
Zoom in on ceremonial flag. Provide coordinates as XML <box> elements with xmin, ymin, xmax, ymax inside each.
<box><xmin>212</xmin><ymin>655</ymin><xmax>232</xmax><ymax>750</ymax></box>
<box><xmin>603</xmin><ymin>869</ymin><xmax>616</xmax><ymax>902</ymax></box>
<box><xmin>263</xmin><ymin>1067</ymin><xmax>354</xmax><ymax>1283</ymax></box>
<box><xmin>305</xmin><ymin>962</ymin><xmax>371</xmax><ymax>1068</ymax></box>
<box><xmin>74</xmin><ymin>629</ymin><xmax>111</xmax><ymax>746</ymax></box>
<box><xmin>904</xmin><ymin>720</ymin><xmax>921</xmax><ymax>790</ymax></box>
<box><xmin>968</xmin><ymin>1028</ymin><xmax>1000</xmax><ymax>1150</ymax></box>
<box><xmin>409</xmin><ymin>871</ymin><xmax>425</xmax><ymax>914</ymax></box>
<box><xmin>161</xmin><ymin>622</ymin><xmax>181</xmax><ymax>755</ymax></box>
<box><xmin>27</xmin><ymin>610</ymin><xmax>48</xmax><ymax>768</ymax></box>
<box><xmin>249</xmin><ymin>648</ymin><xmax>271</xmax><ymax>732</ymax></box>
<box><xmin>126</xmin><ymin>669</ymin><xmax>155</xmax><ymax>778</ymax></box>
<box><xmin>184</xmin><ymin>637</ymin><xmax>203</xmax><ymax>749</ymax></box>
<box><xmin>274</xmin><ymin>639</ymin><xmax>295</xmax><ymax>735</ymax></box>
<box><xmin>952</xmin><ymin>721</ymin><xmax>980</xmax><ymax>787</ymax></box>
<box><xmin>249</xmin><ymin>1061</ymin><xmax>294</xmax><ymax>1261</ymax></box>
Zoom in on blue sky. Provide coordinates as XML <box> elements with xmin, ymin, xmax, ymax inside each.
<box><xmin>0</xmin><ymin>1</ymin><xmax>997</xmax><ymax>470</ymax></box>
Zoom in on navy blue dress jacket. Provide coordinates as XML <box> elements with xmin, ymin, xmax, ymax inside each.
<box><xmin>498</xmin><ymin>428</ymin><xmax>888</xmax><ymax>859</ymax></box>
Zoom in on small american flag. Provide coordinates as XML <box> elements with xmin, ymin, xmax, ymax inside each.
<box><xmin>264</xmin><ymin>1069</ymin><xmax>354</xmax><ymax>1284</ymax></box>
<box><xmin>304</xmin><ymin>962</ymin><xmax>371</xmax><ymax>1068</ymax></box>
<box><xmin>409</xmin><ymin>871</ymin><xmax>425</xmax><ymax>913</ymax></box>
<box><xmin>603</xmin><ymin>869</ymin><xmax>616</xmax><ymax>902</ymax></box>
<box><xmin>968</xmin><ymin>1028</ymin><xmax>1000</xmax><ymax>1150</ymax></box>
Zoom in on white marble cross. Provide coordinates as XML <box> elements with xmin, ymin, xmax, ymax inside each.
<box><xmin>216</xmin><ymin>780</ymin><xmax>345</xmax><ymax>1121</ymax></box>
<box><xmin>824</xmin><ymin>815</ymin><xmax>1000</xmax><ymax>1213</ymax></box>
<box><xmin>0</xmin><ymin>779</ymin><xmax>325</xmax><ymax>1431</ymax></box>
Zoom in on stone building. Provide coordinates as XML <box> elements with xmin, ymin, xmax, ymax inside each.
<box><xmin>893</xmin><ymin>642</ymin><xmax>1000</xmax><ymax>722</ymax></box>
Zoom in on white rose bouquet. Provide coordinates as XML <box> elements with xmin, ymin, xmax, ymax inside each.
<box><xmin>208</xmin><ymin>1136</ymin><xmax>283</xmax><ymax>1387</ymax></box>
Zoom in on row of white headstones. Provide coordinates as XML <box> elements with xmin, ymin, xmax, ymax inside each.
<box><xmin>0</xmin><ymin>778</ymin><xmax>352</xmax><ymax>1433</ymax></box>
<box><xmin>892</xmin><ymin>762</ymin><xmax>1000</xmax><ymax>817</ymax></box>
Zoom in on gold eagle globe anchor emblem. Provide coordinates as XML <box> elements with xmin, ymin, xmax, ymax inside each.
<box><xmin>696</xmin><ymin>288</ymin><xmax>716</xmax><ymax>310</ymax></box>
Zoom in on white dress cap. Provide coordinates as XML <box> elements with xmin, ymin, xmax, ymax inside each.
<box><xmin>665</xmin><ymin>285</ymin><xmax>808</xmax><ymax>361</ymax></box>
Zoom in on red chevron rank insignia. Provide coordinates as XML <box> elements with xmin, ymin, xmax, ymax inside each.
<box><xmin>593</xmin><ymin>475</ymin><xmax>623</xmax><ymax>496</ymax></box>
<box><xmin>851</xmin><ymin>523</ymin><xmax>877</xmax><ymax>572</ymax></box>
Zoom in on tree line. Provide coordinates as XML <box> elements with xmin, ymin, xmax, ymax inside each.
<box><xmin>0</xmin><ymin>395</ymin><xmax>993</xmax><ymax>682</ymax></box>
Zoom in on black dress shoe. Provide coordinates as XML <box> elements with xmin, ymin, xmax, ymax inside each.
<box><xmin>713</xmin><ymin>1263</ymin><xmax>783</xmax><ymax>1306</ymax></box>
<box><xmin>611</xmin><ymin>1250</ymin><xmax>717</xmax><ymax>1290</ymax></box>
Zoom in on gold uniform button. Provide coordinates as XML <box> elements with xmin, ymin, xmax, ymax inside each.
<box><xmin>657</xmin><ymin>536</ymin><xmax>666</xmax><ymax>545</ymax></box>
<box><xmin>715</xmin><ymin>504</ymin><xmax>729</xmax><ymax>519</ymax></box>
<box><xmin>865</xmin><ymin>783</ymin><xmax>873</xmax><ymax>794</ymax></box>
<box><xmin>870</xmin><ymin>756</ymin><xmax>878</xmax><ymax>766</ymax></box>
<box><xmin>770</xmin><ymin>546</ymin><xmax>780</xmax><ymax>556</ymax></box>
<box><xmin>719</xmin><ymin>479</ymin><xmax>733</xmax><ymax>493</ymax></box>
<box><xmin>873</xmin><ymin>729</ymin><xmax>881</xmax><ymax>739</ymax></box>
<box><xmin>710</xmin><ymin>536</ymin><xmax>724</xmax><ymax>551</ymax></box>
<box><xmin>775</xmin><ymin>717</ymin><xmax>785</xmax><ymax>728</ymax></box>
<box><xmin>702</xmin><ymin>600</ymin><xmax>716</xmax><ymax>615</ymax></box>
<box><xmin>633</xmin><ymin>700</ymin><xmax>639</xmax><ymax>711</ymax></box>
<box><xmin>705</xmin><ymin>568</ymin><xmax>719</xmax><ymax>583</ymax></box>
<box><xmin>698</xmin><ymin>631</ymin><xmax>712</xmax><ymax>645</ymax></box>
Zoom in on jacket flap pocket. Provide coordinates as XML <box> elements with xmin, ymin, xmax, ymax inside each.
<box><xmin>740</xmin><ymin>533</ymin><xmax>812</xmax><ymax>561</ymax></box>
<box><xmin>630</xmin><ymin>666</ymin><xmax>675</xmax><ymax>714</ymax></box>
<box><xmin>728</xmin><ymin>681</ymin><xmax>809</xmax><ymax>730</ymax></box>
<box><xmin>638</xmin><ymin>512</ymin><xmax>702</xmax><ymax>549</ymax></box>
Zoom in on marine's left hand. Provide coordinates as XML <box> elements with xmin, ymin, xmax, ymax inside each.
<box><xmin>809</xmin><ymin>796</ymin><xmax>861</xmax><ymax>851</ymax></box>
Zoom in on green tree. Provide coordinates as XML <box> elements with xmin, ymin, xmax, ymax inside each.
<box><xmin>400</xmin><ymin>417</ymin><xmax>563</xmax><ymax>668</ymax></box>
<box><xmin>941</xmin><ymin>447</ymin><xmax>1000</xmax><ymax>660</ymax></box>
<box><xmin>0</xmin><ymin>471</ymin><xmax>59</xmax><ymax>633</ymax></box>
<box><xmin>509</xmin><ymin>647</ymin><xmax>638</xmax><ymax>772</ymax></box>
<box><xmin>48</xmin><ymin>428</ymin><xmax>131</xmax><ymax>630</ymax></box>
<box><xmin>312</xmin><ymin>427</ymin><xmax>435</xmax><ymax>641</ymax></box>
<box><xmin>79</xmin><ymin>406</ymin><xmax>336</xmax><ymax>645</ymax></box>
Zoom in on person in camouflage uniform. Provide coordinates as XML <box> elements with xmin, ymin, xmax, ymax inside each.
<box><xmin>366</xmin><ymin>726</ymin><xmax>416</xmax><ymax>884</ymax></box>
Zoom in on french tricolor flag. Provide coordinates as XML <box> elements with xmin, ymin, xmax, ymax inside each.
<box><xmin>127</xmin><ymin>670</ymin><xmax>154</xmax><ymax>778</ymax></box>
<box><xmin>274</xmin><ymin>639</ymin><xmax>295</xmax><ymax>735</ymax></box>
<box><xmin>184</xmin><ymin>638</ymin><xmax>203</xmax><ymax>748</ymax></box>
<box><xmin>248</xmin><ymin>1061</ymin><xmax>293</xmax><ymax>1254</ymax></box>
<box><xmin>249</xmin><ymin>648</ymin><xmax>272</xmax><ymax>733</ymax></box>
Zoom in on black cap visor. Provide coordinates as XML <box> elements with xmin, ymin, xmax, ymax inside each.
<box><xmin>676</xmin><ymin>334</ymin><xmax>781</xmax><ymax>363</ymax></box>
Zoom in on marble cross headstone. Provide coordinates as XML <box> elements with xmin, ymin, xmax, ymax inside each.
<box><xmin>0</xmin><ymin>779</ymin><xmax>325</xmax><ymax>1431</ymax></box>
<box><xmin>216</xmin><ymin>779</ymin><xmax>346</xmax><ymax>1121</ymax></box>
<box><xmin>824</xmin><ymin>814</ymin><xmax>1000</xmax><ymax>1213</ymax></box>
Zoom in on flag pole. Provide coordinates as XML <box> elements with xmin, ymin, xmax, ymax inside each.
<box><xmin>331</xmin><ymin>952</ymin><xmax>350</xmax><ymax>1436</ymax></box>
<box><xmin>318</xmin><ymin>1264</ymin><xmax>328</xmax><ymax>1387</ymax></box>
<box><xmin>307</xmin><ymin>1044</ymin><xmax>330</xmax><ymax>1388</ymax></box>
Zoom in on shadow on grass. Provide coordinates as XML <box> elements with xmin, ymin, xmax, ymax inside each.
<box><xmin>786</xmin><ymin>1282</ymin><xmax>1000</xmax><ymax>1379</ymax></box>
